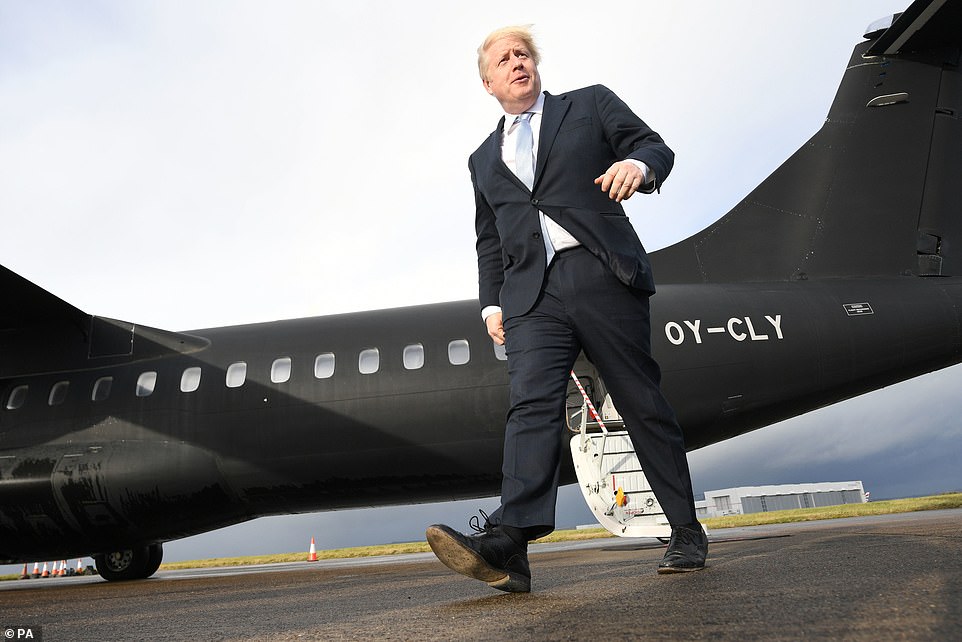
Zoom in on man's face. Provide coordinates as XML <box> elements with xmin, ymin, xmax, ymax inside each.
<box><xmin>482</xmin><ymin>37</ymin><xmax>541</xmax><ymax>114</ymax></box>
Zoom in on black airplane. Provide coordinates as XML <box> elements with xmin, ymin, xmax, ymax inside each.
<box><xmin>2</xmin><ymin>0</ymin><xmax>961</xmax><ymax>581</ymax></box>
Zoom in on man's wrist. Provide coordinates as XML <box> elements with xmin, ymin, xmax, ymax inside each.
<box><xmin>625</xmin><ymin>159</ymin><xmax>653</xmax><ymax>185</ymax></box>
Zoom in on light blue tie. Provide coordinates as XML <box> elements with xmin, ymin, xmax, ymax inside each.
<box><xmin>515</xmin><ymin>112</ymin><xmax>555</xmax><ymax>264</ymax></box>
<box><xmin>515</xmin><ymin>112</ymin><xmax>535</xmax><ymax>190</ymax></box>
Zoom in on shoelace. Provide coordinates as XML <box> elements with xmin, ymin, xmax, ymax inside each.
<box><xmin>468</xmin><ymin>509</ymin><xmax>498</xmax><ymax>534</ymax></box>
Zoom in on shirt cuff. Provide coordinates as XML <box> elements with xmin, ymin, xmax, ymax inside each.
<box><xmin>481</xmin><ymin>305</ymin><xmax>502</xmax><ymax>322</ymax></box>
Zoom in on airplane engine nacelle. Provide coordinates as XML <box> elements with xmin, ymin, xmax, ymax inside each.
<box><xmin>0</xmin><ymin>440</ymin><xmax>241</xmax><ymax>562</ymax></box>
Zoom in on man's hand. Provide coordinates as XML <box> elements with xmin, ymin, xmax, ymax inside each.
<box><xmin>594</xmin><ymin>161</ymin><xmax>646</xmax><ymax>202</ymax></box>
<box><xmin>485</xmin><ymin>311</ymin><xmax>505</xmax><ymax>346</ymax></box>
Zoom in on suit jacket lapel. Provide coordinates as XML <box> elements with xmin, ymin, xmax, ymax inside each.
<box><xmin>485</xmin><ymin>97</ymin><xmax>573</xmax><ymax>193</ymax></box>
<box><xmin>534</xmin><ymin>92</ymin><xmax>570</xmax><ymax>188</ymax></box>
<box><xmin>487</xmin><ymin>115</ymin><xmax>531</xmax><ymax>192</ymax></box>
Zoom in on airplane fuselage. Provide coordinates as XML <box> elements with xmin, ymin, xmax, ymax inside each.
<box><xmin>3</xmin><ymin>276</ymin><xmax>961</xmax><ymax>561</ymax></box>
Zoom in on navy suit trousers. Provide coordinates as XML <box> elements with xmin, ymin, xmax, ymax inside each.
<box><xmin>492</xmin><ymin>247</ymin><xmax>697</xmax><ymax>538</ymax></box>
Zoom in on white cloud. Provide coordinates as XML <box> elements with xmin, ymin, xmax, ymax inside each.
<box><xmin>1</xmin><ymin>0</ymin><xmax>909</xmax><ymax>329</ymax></box>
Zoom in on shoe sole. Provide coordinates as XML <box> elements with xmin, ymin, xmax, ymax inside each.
<box><xmin>657</xmin><ymin>564</ymin><xmax>706</xmax><ymax>574</ymax></box>
<box><xmin>425</xmin><ymin>525</ymin><xmax>530</xmax><ymax>593</ymax></box>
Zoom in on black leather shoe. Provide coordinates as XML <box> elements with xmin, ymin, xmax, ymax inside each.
<box><xmin>426</xmin><ymin>515</ymin><xmax>530</xmax><ymax>593</ymax></box>
<box><xmin>657</xmin><ymin>524</ymin><xmax>708</xmax><ymax>574</ymax></box>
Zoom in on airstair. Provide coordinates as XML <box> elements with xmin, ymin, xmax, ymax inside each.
<box><xmin>568</xmin><ymin>371</ymin><xmax>672</xmax><ymax>539</ymax></box>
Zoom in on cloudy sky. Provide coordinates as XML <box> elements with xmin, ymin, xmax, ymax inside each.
<box><xmin>4</xmin><ymin>0</ymin><xmax>959</xmax><ymax>569</ymax></box>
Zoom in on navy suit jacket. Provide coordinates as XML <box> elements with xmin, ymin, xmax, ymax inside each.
<box><xmin>470</xmin><ymin>84</ymin><xmax>674</xmax><ymax>320</ymax></box>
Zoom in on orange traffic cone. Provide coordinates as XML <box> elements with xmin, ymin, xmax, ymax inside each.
<box><xmin>31</xmin><ymin>562</ymin><xmax>40</xmax><ymax>578</ymax></box>
<box><xmin>308</xmin><ymin>537</ymin><xmax>318</xmax><ymax>562</ymax></box>
<box><xmin>76</xmin><ymin>559</ymin><xmax>84</xmax><ymax>575</ymax></box>
<box><xmin>41</xmin><ymin>562</ymin><xmax>50</xmax><ymax>578</ymax></box>
<box><xmin>60</xmin><ymin>560</ymin><xmax>67</xmax><ymax>576</ymax></box>
<box><xmin>20</xmin><ymin>564</ymin><xmax>29</xmax><ymax>580</ymax></box>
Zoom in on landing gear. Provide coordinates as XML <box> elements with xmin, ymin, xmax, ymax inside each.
<box><xmin>94</xmin><ymin>543</ymin><xmax>163</xmax><ymax>581</ymax></box>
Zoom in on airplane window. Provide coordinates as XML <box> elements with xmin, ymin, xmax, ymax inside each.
<box><xmin>358</xmin><ymin>348</ymin><xmax>380</xmax><ymax>374</ymax></box>
<box><xmin>314</xmin><ymin>353</ymin><xmax>335</xmax><ymax>379</ymax></box>
<box><xmin>136</xmin><ymin>372</ymin><xmax>157</xmax><ymax>397</ymax></box>
<box><xmin>49</xmin><ymin>381</ymin><xmax>70</xmax><ymax>406</ymax></box>
<box><xmin>271</xmin><ymin>358</ymin><xmax>292</xmax><ymax>384</ymax></box>
<box><xmin>493</xmin><ymin>343</ymin><xmax>507</xmax><ymax>361</ymax></box>
<box><xmin>5</xmin><ymin>385</ymin><xmax>28</xmax><ymax>410</ymax></box>
<box><xmin>92</xmin><ymin>377</ymin><xmax>113</xmax><ymax>402</ymax></box>
<box><xmin>403</xmin><ymin>344</ymin><xmax>425</xmax><ymax>370</ymax></box>
<box><xmin>226</xmin><ymin>362</ymin><xmax>247</xmax><ymax>388</ymax></box>
<box><xmin>448</xmin><ymin>339</ymin><xmax>470</xmax><ymax>366</ymax></box>
<box><xmin>181</xmin><ymin>367</ymin><xmax>202</xmax><ymax>393</ymax></box>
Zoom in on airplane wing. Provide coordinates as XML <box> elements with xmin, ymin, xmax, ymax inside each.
<box><xmin>0</xmin><ymin>263</ymin><xmax>89</xmax><ymax>333</ymax></box>
<box><xmin>0</xmin><ymin>264</ymin><xmax>208</xmax><ymax>378</ymax></box>
<box><xmin>0</xmin><ymin>263</ymin><xmax>96</xmax><ymax>378</ymax></box>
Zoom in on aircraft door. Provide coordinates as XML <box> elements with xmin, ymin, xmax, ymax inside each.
<box><xmin>565</xmin><ymin>375</ymin><xmax>595</xmax><ymax>432</ymax></box>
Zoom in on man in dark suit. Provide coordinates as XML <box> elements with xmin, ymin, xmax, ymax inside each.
<box><xmin>426</xmin><ymin>25</ymin><xmax>707</xmax><ymax>593</ymax></box>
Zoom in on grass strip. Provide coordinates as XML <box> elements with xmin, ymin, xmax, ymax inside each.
<box><xmin>160</xmin><ymin>492</ymin><xmax>961</xmax><ymax>570</ymax></box>
<box><xmin>4</xmin><ymin>492</ymin><xmax>959</xmax><ymax>579</ymax></box>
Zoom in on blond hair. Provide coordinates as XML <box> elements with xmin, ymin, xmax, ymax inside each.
<box><xmin>477</xmin><ymin>25</ymin><xmax>541</xmax><ymax>81</ymax></box>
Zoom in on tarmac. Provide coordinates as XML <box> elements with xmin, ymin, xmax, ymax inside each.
<box><xmin>1</xmin><ymin>509</ymin><xmax>960</xmax><ymax>640</ymax></box>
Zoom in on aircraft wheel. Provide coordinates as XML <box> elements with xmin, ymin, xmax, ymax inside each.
<box><xmin>94</xmin><ymin>543</ymin><xmax>163</xmax><ymax>581</ymax></box>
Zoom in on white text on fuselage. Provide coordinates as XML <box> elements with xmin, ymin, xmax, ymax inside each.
<box><xmin>664</xmin><ymin>315</ymin><xmax>783</xmax><ymax>346</ymax></box>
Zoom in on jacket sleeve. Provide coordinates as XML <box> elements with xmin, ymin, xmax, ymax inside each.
<box><xmin>470</xmin><ymin>154</ymin><xmax>504</xmax><ymax>311</ymax></box>
<box><xmin>593</xmin><ymin>84</ymin><xmax>674</xmax><ymax>190</ymax></box>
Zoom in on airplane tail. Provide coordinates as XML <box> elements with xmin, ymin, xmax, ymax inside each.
<box><xmin>652</xmin><ymin>0</ymin><xmax>962</xmax><ymax>284</ymax></box>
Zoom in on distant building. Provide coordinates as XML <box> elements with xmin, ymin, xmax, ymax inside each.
<box><xmin>697</xmin><ymin>481</ymin><xmax>867</xmax><ymax>518</ymax></box>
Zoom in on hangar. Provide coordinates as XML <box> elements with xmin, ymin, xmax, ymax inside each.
<box><xmin>698</xmin><ymin>481</ymin><xmax>867</xmax><ymax>518</ymax></box>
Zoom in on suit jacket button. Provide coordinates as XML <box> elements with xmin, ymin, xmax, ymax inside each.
<box><xmin>531</xmin><ymin>199</ymin><xmax>540</xmax><ymax>205</ymax></box>
<box><xmin>533</xmin><ymin>232</ymin><xmax>541</xmax><ymax>240</ymax></box>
